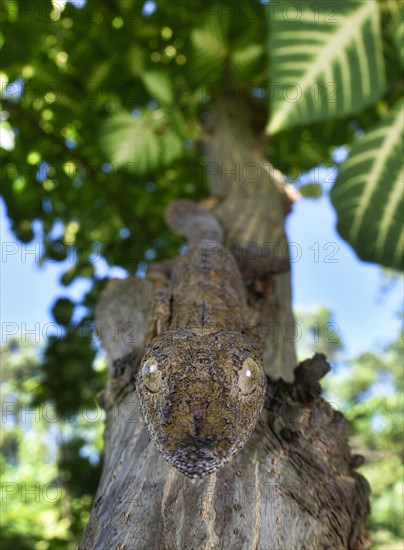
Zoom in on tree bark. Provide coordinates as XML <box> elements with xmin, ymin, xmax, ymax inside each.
<box><xmin>80</xmin><ymin>99</ymin><xmax>370</xmax><ymax>549</ymax></box>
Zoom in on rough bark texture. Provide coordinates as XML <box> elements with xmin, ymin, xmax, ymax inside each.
<box><xmin>80</xmin><ymin>99</ymin><xmax>371</xmax><ymax>549</ymax></box>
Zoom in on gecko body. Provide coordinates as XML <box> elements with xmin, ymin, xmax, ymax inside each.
<box><xmin>136</xmin><ymin>200</ymin><xmax>266</xmax><ymax>479</ymax></box>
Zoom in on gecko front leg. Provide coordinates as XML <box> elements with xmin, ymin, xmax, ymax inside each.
<box><xmin>153</xmin><ymin>285</ymin><xmax>172</xmax><ymax>336</ymax></box>
<box><xmin>147</xmin><ymin>265</ymin><xmax>173</xmax><ymax>337</ymax></box>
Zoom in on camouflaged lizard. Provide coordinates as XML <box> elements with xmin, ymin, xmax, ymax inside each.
<box><xmin>136</xmin><ymin>200</ymin><xmax>266</xmax><ymax>479</ymax></box>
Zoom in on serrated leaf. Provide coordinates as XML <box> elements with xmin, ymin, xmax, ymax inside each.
<box><xmin>142</xmin><ymin>70</ymin><xmax>174</xmax><ymax>105</ymax></box>
<box><xmin>267</xmin><ymin>0</ymin><xmax>387</xmax><ymax>134</ymax></box>
<box><xmin>102</xmin><ymin>112</ymin><xmax>160</xmax><ymax>174</ymax></box>
<box><xmin>191</xmin><ymin>13</ymin><xmax>228</xmax><ymax>80</ymax></box>
<box><xmin>230</xmin><ymin>43</ymin><xmax>265</xmax><ymax>81</ymax></box>
<box><xmin>331</xmin><ymin>101</ymin><xmax>403</xmax><ymax>270</ymax></box>
<box><xmin>100</xmin><ymin>110</ymin><xmax>184</xmax><ymax>175</ymax></box>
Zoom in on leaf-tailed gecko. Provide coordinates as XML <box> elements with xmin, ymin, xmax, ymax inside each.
<box><xmin>136</xmin><ymin>200</ymin><xmax>266</xmax><ymax>479</ymax></box>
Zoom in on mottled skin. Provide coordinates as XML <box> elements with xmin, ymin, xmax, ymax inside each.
<box><xmin>136</xmin><ymin>201</ymin><xmax>266</xmax><ymax>479</ymax></box>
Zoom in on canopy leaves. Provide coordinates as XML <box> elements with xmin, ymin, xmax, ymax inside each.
<box><xmin>266</xmin><ymin>0</ymin><xmax>388</xmax><ymax>133</ymax></box>
<box><xmin>99</xmin><ymin>109</ymin><xmax>185</xmax><ymax>175</ymax></box>
<box><xmin>266</xmin><ymin>0</ymin><xmax>403</xmax><ymax>269</ymax></box>
<box><xmin>331</xmin><ymin>101</ymin><xmax>403</xmax><ymax>269</ymax></box>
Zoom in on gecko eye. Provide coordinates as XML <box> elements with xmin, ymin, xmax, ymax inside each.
<box><xmin>238</xmin><ymin>358</ymin><xmax>260</xmax><ymax>395</ymax></box>
<box><xmin>142</xmin><ymin>357</ymin><xmax>163</xmax><ymax>393</ymax></box>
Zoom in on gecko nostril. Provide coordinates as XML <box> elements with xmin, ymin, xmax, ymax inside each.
<box><xmin>192</xmin><ymin>411</ymin><xmax>204</xmax><ymax>436</ymax></box>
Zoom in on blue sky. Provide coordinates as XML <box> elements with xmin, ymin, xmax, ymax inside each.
<box><xmin>1</xmin><ymin>186</ymin><xmax>402</xmax><ymax>357</ymax></box>
<box><xmin>287</xmin><ymin>189</ymin><xmax>402</xmax><ymax>355</ymax></box>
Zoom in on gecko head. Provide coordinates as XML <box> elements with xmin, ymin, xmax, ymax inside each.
<box><xmin>136</xmin><ymin>329</ymin><xmax>266</xmax><ymax>479</ymax></box>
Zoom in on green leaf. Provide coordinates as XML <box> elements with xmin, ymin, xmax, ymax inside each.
<box><xmin>267</xmin><ymin>0</ymin><xmax>387</xmax><ymax>134</ymax></box>
<box><xmin>13</xmin><ymin>225</ymin><xmax>34</xmax><ymax>243</ymax></box>
<box><xmin>392</xmin><ymin>17</ymin><xmax>404</xmax><ymax>69</ymax></box>
<box><xmin>100</xmin><ymin>109</ymin><xmax>184</xmax><ymax>175</ymax></box>
<box><xmin>299</xmin><ymin>183</ymin><xmax>322</xmax><ymax>198</ymax></box>
<box><xmin>160</xmin><ymin>129</ymin><xmax>184</xmax><ymax>166</ymax></box>
<box><xmin>60</xmin><ymin>264</ymin><xmax>95</xmax><ymax>286</ymax></box>
<box><xmin>142</xmin><ymin>70</ymin><xmax>174</xmax><ymax>106</ymax></box>
<box><xmin>331</xmin><ymin>101</ymin><xmax>403</xmax><ymax>270</ymax></box>
<box><xmin>115</xmin><ymin>111</ymin><xmax>160</xmax><ymax>172</ymax></box>
<box><xmin>127</xmin><ymin>44</ymin><xmax>146</xmax><ymax>77</ymax></box>
<box><xmin>191</xmin><ymin>12</ymin><xmax>228</xmax><ymax>80</ymax></box>
<box><xmin>230</xmin><ymin>43</ymin><xmax>265</xmax><ymax>81</ymax></box>
<box><xmin>52</xmin><ymin>298</ymin><xmax>75</xmax><ymax>326</ymax></box>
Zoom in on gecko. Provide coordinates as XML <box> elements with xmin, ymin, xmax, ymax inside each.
<box><xmin>136</xmin><ymin>200</ymin><xmax>266</xmax><ymax>479</ymax></box>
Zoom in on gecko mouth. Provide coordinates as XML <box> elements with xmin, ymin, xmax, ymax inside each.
<box><xmin>169</xmin><ymin>440</ymin><xmax>222</xmax><ymax>479</ymax></box>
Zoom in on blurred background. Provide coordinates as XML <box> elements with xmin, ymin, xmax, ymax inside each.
<box><xmin>1</xmin><ymin>1</ymin><xmax>402</xmax><ymax>548</ymax></box>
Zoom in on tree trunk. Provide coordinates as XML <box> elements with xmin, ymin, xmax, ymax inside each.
<box><xmin>80</xmin><ymin>99</ymin><xmax>370</xmax><ymax>549</ymax></box>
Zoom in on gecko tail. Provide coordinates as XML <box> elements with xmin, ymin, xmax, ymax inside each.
<box><xmin>165</xmin><ymin>199</ymin><xmax>223</xmax><ymax>247</ymax></box>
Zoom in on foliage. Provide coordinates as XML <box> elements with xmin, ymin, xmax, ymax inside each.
<box><xmin>324</xmin><ymin>336</ymin><xmax>403</xmax><ymax>549</ymax></box>
<box><xmin>331</xmin><ymin>102</ymin><xmax>403</xmax><ymax>269</ymax></box>
<box><xmin>266</xmin><ymin>0</ymin><xmax>403</xmax><ymax>269</ymax></box>
<box><xmin>0</xmin><ymin>338</ymin><xmax>104</xmax><ymax>549</ymax></box>
<box><xmin>267</xmin><ymin>0</ymin><xmax>389</xmax><ymax>132</ymax></box>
